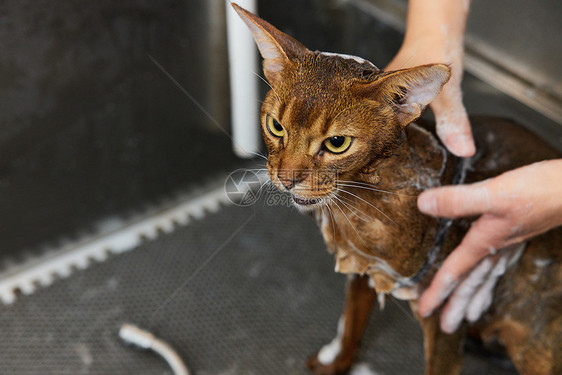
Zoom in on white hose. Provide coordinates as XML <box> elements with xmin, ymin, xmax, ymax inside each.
<box><xmin>119</xmin><ymin>323</ymin><xmax>190</xmax><ymax>375</ymax></box>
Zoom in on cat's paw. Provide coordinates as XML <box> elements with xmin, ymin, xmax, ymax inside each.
<box><xmin>306</xmin><ymin>351</ymin><xmax>353</xmax><ymax>375</ymax></box>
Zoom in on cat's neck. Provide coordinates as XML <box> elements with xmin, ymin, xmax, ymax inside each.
<box><xmin>321</xmin><ymin>123</ymin><xmax>454</xmax><ymax>287</ymax></box>
<box><xmin>357</xmin><ymin>123</ymin><xmax>450</xmax><ymax>193</ymax></box>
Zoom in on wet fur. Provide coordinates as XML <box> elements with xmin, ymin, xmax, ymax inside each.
<box><xmin>232</xmin><ymin>4</ymin><xmax>562</xmax><ymax>374</ymax></box>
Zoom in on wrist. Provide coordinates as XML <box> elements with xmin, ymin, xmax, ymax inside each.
<box><xmin>405</xmin><ymin>0</ymin><xmax>471</xmax><ymax>37</ymax></box>
<box><xmin>401</xmin><ymin>0</ymin><xmax>470</xmax><ymax>53</ymax></box>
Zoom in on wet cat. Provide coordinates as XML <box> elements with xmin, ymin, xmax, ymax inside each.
<box><xmin>233</xmin><ymin>4</ymin><xmax>562</xmax><ymax>375</ymax></box>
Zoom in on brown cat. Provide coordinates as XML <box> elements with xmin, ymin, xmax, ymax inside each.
<box><xmin>232</xmin><ymin>4</ymin><xmax>562</xmax><ymax>375</ymax></box>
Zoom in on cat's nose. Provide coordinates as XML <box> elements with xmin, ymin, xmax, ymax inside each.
<box><xmin>279</xmin><ymin>178</ymin><xmax>296</xmax><ymax>190</ymax></box>
<box><xmin>278</xmin><ymin>172</ymin><xmax>303</xmax><ymax>191</ymax></box>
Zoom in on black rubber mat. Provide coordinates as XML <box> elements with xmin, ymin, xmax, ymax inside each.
<box><xmin>0</xmin><ymin>198</ymin><xmax>517</xmax><ymax>375</ymax></box>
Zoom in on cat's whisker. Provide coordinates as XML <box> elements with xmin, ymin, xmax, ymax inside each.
<box><xmin>330</xmin><ymin>197</ymin><xmax>356</xmax><ymax>230</ymax></box>
<box><xmin>146</xmin><ymin>54</ymin><xmax>274</xmax><ymax>164</ymax></box>
<box><xmin>323</xmin><ymin>203</ymin><xmax>338</xmax><ymax>254</ymax></box>
<box><xmin>337</xmin><ymin>196</ymin><xmax>375</xmax><ymax>223</ymax></box>
<box><xmin>237</xmin><ymin>165</ymin><xmax>267</xmax><ymax>169</ymax></box>
<box><xmin>244</xmin><ymin>150</ymin><xmax>268</xmax><ymax>161</ymax></box>
<box><xmin>333</xmin><ymin>195</ymin><xmax>373</xmax><ymax>222</ymax></box>
<box><xmin>256</xmin><ymin>179</ymin><xmax>274</xmax><ymax>197</ymax></box>
<box><xmin>232</xmin><ymin>167</ymin><xmax>269</xmax><ymax>182</ymax></box>
<box><xmin>337</xmin><ymin>188</ymin><xmax>396</xmax><ymax>225</ymax></box>
<box><xmin>329</xmin><ymin>197</ymin><xmax>369</xmax><ymax>247</ymax></box>
<box><xmin>327</xmin><ymin>199</ymin><xmax>384</xmax><ymax>262</ymax></box>
<box><xmin>337</xmin><ymin>180</ymin><xmax>418</xmax><ymax>197</ymax></box>
<box><xmin>330</xmin><ymin>203</ymin><xmax>390</xmax><ymax>263</ymax></box>
<box><xmin>396</xmin><ymin>52</ymin><xmax>417</xmax><ymax>71</ymax></box>
<box><xmin>334</xmin><ymin>196</ymin><xmax>370</xmax><ymax>222</ymax></box>
<box><xmin>252</xmin><ymin>71</ymin><xmax>281</xmax><ymax>102</ymax></box>
<box><xmin>336</xmin><ymin>188</ymin><xmax>398</xmax><ymax>226</ymax></box>
<box><xmin>337</xmin><ymin>183</ymin><xmax>417</xmax><ymax>198</ymax></box>
<box><xmin>335</xmin><ymin>199</ymin><xmax>370</xmax><ymax>222</ymax></box>
<box><xmin>337</xmin><ymin>179</ymin><xmax>389</xmax><ymax>188</ymax></box>
<box><xmin>228</xmin><ymin>167</ymin><xmax>272</xmax><ymax>200</ymax></box>
<box><xmin>239</xmin><ymin>167</ymin><xmax>268</xmax><ymax>172</ymax></box>
<box><xmin>332</xmin><ymin>195</ymin><xmax>365</xmax><ymax>221</ymax></box>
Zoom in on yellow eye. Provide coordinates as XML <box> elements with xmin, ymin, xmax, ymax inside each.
<box><xmin>266</xmin><ymin>115</ymin><xmax>285</xmax><ymax>137</ymax></box>
<box><xmin>324</xmin><ymin>136</ymin><xmax>353</xmax><ymax>154</ymax></box>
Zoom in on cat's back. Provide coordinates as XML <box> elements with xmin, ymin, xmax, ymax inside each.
<box><xmin>466</xmin><ymin>115</ymin><xmax>561</xmax><ymax>183</ymax></box>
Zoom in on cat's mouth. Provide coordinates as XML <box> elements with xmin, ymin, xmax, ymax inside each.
<box><xmin>292</xmin><ymin>195</ymin><xmax>321</xmax><ymax>206</ymax></box>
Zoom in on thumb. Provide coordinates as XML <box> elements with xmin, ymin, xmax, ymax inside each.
<box><xmin>418</xmin><ymin>182</ymin><xmax>492</xmax><ymax>219</ymax></box>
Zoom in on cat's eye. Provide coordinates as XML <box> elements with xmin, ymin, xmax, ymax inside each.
<box><xmin>266</xmin><ymin>115</ymin><xmax>285</xmax><ymax>137</ymax></box>
<box><xmin>324</xmin><ymin>136</ymin><xmax>353</xmax><ymax>154</ymax></box>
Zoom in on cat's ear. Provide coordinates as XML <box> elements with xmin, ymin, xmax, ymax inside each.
<box><xmin>363</xmin><ymin>64</ymin><xmax>451</xmax><ymax>128</ymax></box>
<box><xmin>231</xmin><ymin>3</ymin><xmax>309</xmax><ymax>87</ymax></box>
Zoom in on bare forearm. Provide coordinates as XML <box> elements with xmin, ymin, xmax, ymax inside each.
<box><xmin>403</xmin><ymin>0</ymin><xmax>471</xmax><ymax>49</ymax></box>
<box><xmin>387</xmin><ymin>0</ymin><xmax>474</xmax><ymax>157</ymax></box>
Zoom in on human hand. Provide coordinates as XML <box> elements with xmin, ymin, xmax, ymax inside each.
<box><xmin>417</xmin><ymin>159</ymin><xmax>562</xmax><ymax>332</ymax></box>
<box><xmin>385</xmin><ymin>0</ymin><xmax>475</xmax><ymax>157</ymax></box>
<box><xmin>386</xmin><ymin>42</ymin><xmax>474</xmax><ymax>158</ymax></box>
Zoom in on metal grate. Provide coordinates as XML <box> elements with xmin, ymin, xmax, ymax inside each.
<box><xmin>0</xmin><ymin>193</ymin><xmax>517</xmax><ymax>374</ymax></box>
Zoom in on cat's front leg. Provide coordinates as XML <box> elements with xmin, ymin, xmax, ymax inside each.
<box><xmin>307</xmin><ymin>274</ymin><xmax>376</xmax><ymax>375</ymax></box>
<box><xmin>410</xmin><ymin>301</ymin><xmax>465</xmax><ymax>375</ymax></box>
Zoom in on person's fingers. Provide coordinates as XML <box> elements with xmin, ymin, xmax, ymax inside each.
<box><xmin>464</xmin><ymin>243</ymin><xmax>525</xmax><ymax>323</ymax></box>
<box><xmin>418</xmin><ymin>215</ymin><xmax>505</xmax><ymax>317</ymax></box>
<box><xmin>439</xmin><ymin>255</ymin><xmax>497</xmax><ymax>333</ymax></box>
<box><xmin>464</xmin><ymin>254</ymin><xmax>506</xmax><ymax>323</ymax></box>
<box><xmin>439</xmin><ymin>243</ymin><xmax>525</xmax><ymax>332</ymax></box>
<box><xmin>417</xmin><ymin>182</ymin><xmax>492</xmax><ymax>218</ymax></box>
<box><xmin>432</xmin><ymin>84</ymin><xmax>475</xmax><ymax>157</ymax></box>
<box><xmin>435</xmin><ymin>107</ymin><xmax>475</xmax><ymax>157</ymax></box>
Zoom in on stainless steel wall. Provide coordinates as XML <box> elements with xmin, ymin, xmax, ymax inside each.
<box><xmin>467</xmin><ymin>1</ymin><xmax>562</xmax><ymax>100</ymax></box>
<box><xmin>0</xmin><ymin>0</ymin><xmax>235</xmax><ymax>257</ymax></box>
<box><xmin>360</xmin><ymin>0</ymin><xmax>562</xmax><ymax>123</ymax></box>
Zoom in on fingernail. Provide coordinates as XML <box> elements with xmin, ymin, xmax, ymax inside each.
<box><xmin>418</xmin><ymin>193</ymin><xmax>437</xmax><ymax>215</ymax></box>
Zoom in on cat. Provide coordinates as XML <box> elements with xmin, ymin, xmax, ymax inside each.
<box><xmin>232</xmin><ymin>4</ymin><xmax>562</xmax><ymax>375</ymax></box>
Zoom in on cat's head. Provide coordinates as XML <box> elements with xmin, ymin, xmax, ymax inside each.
<box><xmin>232</xmin><ymin>4</ymin><xmax>450</xmax><ymax>210</ymax></box>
